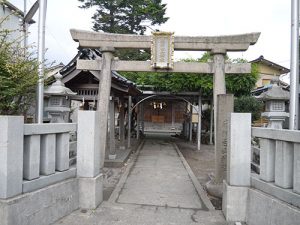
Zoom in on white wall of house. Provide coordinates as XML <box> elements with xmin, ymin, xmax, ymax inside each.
<box><xmin>0</xmin><ymin>3</ymin><xmax>24</xmax><ymax>45</ymax></box>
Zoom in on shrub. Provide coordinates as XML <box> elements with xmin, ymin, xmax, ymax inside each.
<box><xmin>234</xmin><ymin>96</ymin><xmax>263</xmax><ymax>121</ymax></box>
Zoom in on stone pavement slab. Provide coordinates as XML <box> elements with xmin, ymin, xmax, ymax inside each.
<box><xmin>54</xmin><ymin>202</ymin><xmax>226</xmax><ymax>225</ymax></box>
<box><xmin>116</xmin><ymin>138</ymin><xmax>203</xmax><ymax>209</ymax></box>
<box><xmin>53</xmin><ymin>134</ymin><xmax>227</xmax><ymax>225</ymax></box>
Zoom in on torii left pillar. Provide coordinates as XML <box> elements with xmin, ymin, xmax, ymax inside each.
<box><xmin>77</xmin><ymin>47</ymin><xmax>114</xmax><ymax>209</ymax></box>
<box><xmin>97</xmin><ymin>47</ymin><xmax>115</xmax><ymax>163</ymax></box>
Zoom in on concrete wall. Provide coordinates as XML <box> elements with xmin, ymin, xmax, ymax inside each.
<box><xmin>0</xmin><ymin>178</ymin><xmax>79</xmax><ymax>225</ymax></box>
<box><xmin>0</xmin><ymin>116</ymin><xmax>79</xmax><ymax>225</ymax></box>
<box><xmin>246</xmin><ymin>188</ymin><xmax>300</xmax><ymax>225</ymax></box>
<box><xmin>245</xmin><ymin>127</ymin><xmax>300</xmax><ymax>224</ymax></box>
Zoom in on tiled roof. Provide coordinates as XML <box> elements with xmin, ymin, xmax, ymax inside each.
<box><xmin>250</xmin><ymin>55</ymin><xmax>290</xmax><ymax>74</ymax></box>
<box><xmin>59</xmin><ymin>48</ymin><xmax>141</xmax><ymax>95</ymax></box>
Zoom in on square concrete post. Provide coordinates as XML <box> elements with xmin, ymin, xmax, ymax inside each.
<box><xmin>141</xmin><ymin>102</ymin><xmax>145</xmax><ymax>134</ymax></box>
<box><xmin>23</xmin><ymin>135</ymin><xmax>40</xmax><ymax>180</ymax></box>
<box><xmin>77</xmin><ymin>110</ymin><xmax>103</xmax><ymax>209</ymax></box>
<box><xmin>109</xmin><ymin>96</ymin><xmax>116</xmax><ymax>159</ymax></box>
<box><xmin>119</xmin><ymin>96</ymin><xmax>125</xmax><ymax>150</ymax></box>
<box><xmin>0</xmin><ymin>116</ymin><xmax>24</xmax><ymax>199</ymax></box>
<box><xmin>78</xmin><ymin>174</ymin><xmax>103</xmax><ymax>209</ymax></box>
<box><xmin>275</xmin><ymin>140</ymin><xmax>294</xmax><ymax>188</ymax></box>
<box><xmin>40</xmin><ymin>134</ymin><xmax>56</xmax><ymax>175</ymax></box>
<box><xmin>171</xmin><ymin>101</ymin><xmax>175</xmax><ymax>128</ymax></box>
<box><xmin>189</xmin><ymin>104</ymin><xmax>193</xmax><ymax>142</ymax></box>
<box><xmin>197</xmin><ymin>95</ymin><xmax>202</xmax><ymax>151</ymax></box>
<box><xmin>227</xmin><ymin>113</ymin><xmax>251</xmax><ymax>186</ymax></box>
<box><xmin>223</xmin><ymin>113</ymin><xmax>251</xmax><ymax>222</ymax></box>
<box><xmin>127</xmin><ymin>95</ymin><xmax>132</xmax><ymax>149</ymax></box>
<box><xmin>184</xmin><ymin>121</ymin><xmax>188</xmax><ymax>139</ymax></box>
<box><xmin>77</xmin><ymin>111</ymin><xmax>101</xmax><ymax>177</ymax></box>
<box><xmin>222</xmin><ymin>182</ymin><xmax>249</xmax><ymax>222</ymax></box>
<box><xmin>294</xmin><ymin>143</ymin><xmax>300</xmax><ymax>193</ymax></box>
<box><xmin>209</xmin><ymin>99</ymin><xmax>214</xmax><ymax>145</ymax></box>
<box><xmin>137</xmin><ymin>104</ymin><xmax>140</xmax><ymax>140</ymax></box>
<box><xmin>259</xmin><ymin>138</ymin><xmax>276</xmax><ymax>182</ymax></box>
<box><xmin>56</xmin><ymin>133</ymin><xmax>70</xmax><ymax>171</ymax></box>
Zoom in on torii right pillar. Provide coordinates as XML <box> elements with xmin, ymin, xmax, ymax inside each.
<box><xmin>212</xmin><ymin>49</ymin><xmax>226</xmax><ymax>115</ymax></box>
<box><xmin>206</xmin><ymin>49</ymin><xmax>234</xmax><ymax>198</ymax></box>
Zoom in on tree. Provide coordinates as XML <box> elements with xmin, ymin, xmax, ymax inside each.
<box><xmin>0</xmin><ymin>23</ymin><xmax>39</xmax><ymax>115</ymax></box>
<box><xmin>79</xmin><ymin>0</ymin><xmax>168</xmax><ymax>34</ymax></box>
<box><xmin>78</xmin><ymin>0</ymin><xmax>169</xmax><ymax>60</ymax></box>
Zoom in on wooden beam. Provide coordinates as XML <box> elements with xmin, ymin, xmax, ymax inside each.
<box><xmin>70</xmin><ymin>29</ymin><xmax>260</xmax><ymax>52</ymax></box>
<box><xmin>77</xmin><ymin>59</ymin><xmax>251</xmax><ymax>74</ymax></box>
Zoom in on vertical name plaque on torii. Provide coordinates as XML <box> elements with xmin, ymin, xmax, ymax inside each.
<box><xmin>151</xmin><ymin>32</ymin><xmax>174</xmax><ymax>69</ymax></box>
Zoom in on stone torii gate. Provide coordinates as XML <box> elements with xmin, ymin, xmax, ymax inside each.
<box><xmin>71</xmin><ymin>29</ymin><xmax>260</xmax><ymax>207</ymax></box>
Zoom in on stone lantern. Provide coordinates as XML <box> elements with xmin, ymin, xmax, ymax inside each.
<box><xmin>44</xmin><ymin>73</ymin><xmax>76</xmax><ymax>123</ymax></box>
<box><xmin>257</xmin><ymin>79</ymin><xmax>289</xmax><ymax>129</ymax></box>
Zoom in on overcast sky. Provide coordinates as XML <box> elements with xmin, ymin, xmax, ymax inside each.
<box><xmin>10</xmin><ymin>0</ymin><xmax>291</xmax><ymax>68</ymax></box>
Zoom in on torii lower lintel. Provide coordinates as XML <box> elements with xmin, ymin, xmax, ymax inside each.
<box><xmin>76</xmin><ymin>59</ymin><xmax>252</xmax><ymax>74</ymax></box>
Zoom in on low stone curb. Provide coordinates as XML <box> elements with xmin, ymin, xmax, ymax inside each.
<box><xmin>173</xmin><ymin>143</ymin><xmax>215</xmax><ymax>211</ymax></box>
<box><xmin>107</xmin><ymin>140</ymin><xmax>145</xmax><ymax>203</ymax></box>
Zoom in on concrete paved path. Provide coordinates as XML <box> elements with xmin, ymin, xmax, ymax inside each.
<box><xmin>54</xmin><ymin>135</ymin><xmax>227</xmax><ymax>225</ymax></box>
<box><xmin>116</xmin><ymin>138</ymin><xmax>203</xmax><ymax>209</ymax></box>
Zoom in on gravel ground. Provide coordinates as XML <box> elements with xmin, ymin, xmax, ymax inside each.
<box><xmin>102</xmin><ymin>151</ymin><xmax>136</xmax><ymax>201</ymax></box>
<box><xmin>174</xmin><ymin>138</ymin><xmax>222</xmax><ymax>210</ymax></box>
<box><xmin>102</xmin><ymin>167</ymin><xmax>124</xmax><ymax>201</ymax></box>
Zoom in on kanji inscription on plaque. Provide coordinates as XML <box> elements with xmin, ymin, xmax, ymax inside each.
<box><xmin>151</xmin><ymin>32</ymin><xmax>174</xmax><ymax>69</ymax></box>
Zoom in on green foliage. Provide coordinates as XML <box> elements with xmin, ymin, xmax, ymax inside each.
<box><xmin>0</xmin><ymin>20</ymin><xmax>38</xmax><ymax>115</ymax></box>
<box><xmin>79</xmin><ymin>0</ymin><xmax>168</xmax><ymax>34</ymax></box>
<box><xmin>234</xmin><ymin>96</ymin><xmax>263</xmax><ymax>121</ymax></box>
<box><xmin>78</xmin><ymin>0</ymin><xmax>168</xmax><ymax>60</ymax></box>
<box><xmin>121</xmin><ymin>53</ymin><xmax>259</xmax><ymax>97</ymax></box>
<box><xmin>226</xmin><ymin>58</ymin><xmax>259</xmax><ymax>97</ymax></box>
<box><xmin>116</xmin><ymin>49</ymin><xmax>151</xmax><ymax>61</ymax></box>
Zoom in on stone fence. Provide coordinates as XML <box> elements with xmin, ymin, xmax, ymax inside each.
<box><xmin>251</xmin><ymin>127</ymin><xmax>300</xmax><ymax>208</ymax></box>
<box><xmin>0</xmin><ymin>113</ymin><xmax>105</xmax><ymax>225</ymax></box>
<box><xmin>0</xmin><ymin>116</ymin><xmax>77</xmax><ymax>199</ymax></box>
<box><xmin>223</xmin><ymin>113</ymin><xmax>300</xmax><ymax>224</ymax></box>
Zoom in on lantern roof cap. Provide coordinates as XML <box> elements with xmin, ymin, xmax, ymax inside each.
<box><xmin>257</xmin><ymin>78</ymin><xmax>289</xmax><ymax>100</ymax></box>
<box><xmin>44</xmin><ymin>73</ymin><xmax>76</xmax><ymax>96</ymax></box>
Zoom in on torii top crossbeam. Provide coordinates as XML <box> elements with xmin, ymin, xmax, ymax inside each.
<box><xmin>70</xmin><ymin>29</ymin><xmax>260</xmax><ymax>52</ymax></box>
<box><xmin>70</xmin><ymin>29</ymin><xmax>260</xmax><ymax>74</ymax></box>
